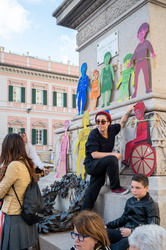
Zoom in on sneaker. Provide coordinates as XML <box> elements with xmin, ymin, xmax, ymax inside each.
<box><xmin>111</xmin><ymin>188</ymin><xmax>130</xmax><ymax>195</ymax></box>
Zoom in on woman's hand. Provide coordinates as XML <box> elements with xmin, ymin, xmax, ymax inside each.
<box><xmin>111</xmin><ymin>152</ymin><xmax>122</xmax><ymax>160</ymax></box>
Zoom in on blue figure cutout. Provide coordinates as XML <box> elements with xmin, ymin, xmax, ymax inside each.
<box><xmin>76</xmin><ymin>62</ymin><xmax>89</xmax><ymax>115</ymax></box>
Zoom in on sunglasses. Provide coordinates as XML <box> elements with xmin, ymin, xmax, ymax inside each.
<box><xmin>96</xmin><ymin>119</ymin><xmax>109</xmax><ymax>125</ymax></box>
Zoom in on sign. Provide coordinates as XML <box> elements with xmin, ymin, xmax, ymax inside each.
<box><xmin>97</xmin><ymin>31</ymin><xmax>118</xmax><ymax>65</ymax></box>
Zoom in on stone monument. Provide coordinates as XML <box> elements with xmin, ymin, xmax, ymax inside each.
<box><xmin>52</xmin><ymin>0</ymin><xmax>166</xmax><ymax>227</ymax></box>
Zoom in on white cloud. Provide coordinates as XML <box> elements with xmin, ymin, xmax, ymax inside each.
<box><xmin>58</xmin><ymin>34</ymin><xmax>78</xmax><ymax>65</ymax></box>
<box><xmin>0</xmin><ymin>0</ymin><xmax>31</xmax><ymax>39</ymax></box>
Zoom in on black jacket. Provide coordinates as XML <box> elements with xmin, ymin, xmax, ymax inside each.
<box><xmin>106</xmin><ymin>193</ymin><xmax>160</xmax><ymax>230</ymax></box>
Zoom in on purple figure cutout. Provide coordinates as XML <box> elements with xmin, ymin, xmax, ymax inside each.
<box><xmin>56</xmin><ymin>120</ymin><xmax>70</xmax><ymax>178</ymax></box>
<box><xmin>76</xmin><ymin>62</ymin><xmax>89</xmax><ymax>115</ymax></box>
<box><xmin>129</xmin><ymin>22</ymin><xmax>156</xmax><ymax>98</ymax></box>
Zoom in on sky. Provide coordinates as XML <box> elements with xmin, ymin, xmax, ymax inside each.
<box><xmin>0</xmin><ymin>0</ymin><xmax>79</xmax><ymax>66</ymax></box>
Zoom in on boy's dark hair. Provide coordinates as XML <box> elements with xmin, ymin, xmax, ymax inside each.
<box><xmin>132</xmin><ymin>174</ymin><xmax>149</xmax><ymax>187</ymax></box>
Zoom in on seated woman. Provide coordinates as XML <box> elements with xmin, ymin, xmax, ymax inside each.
<box><xmin>70</xmin><ymin>210</ymin><xmax>110</xmax><ymax>250</ymax></box>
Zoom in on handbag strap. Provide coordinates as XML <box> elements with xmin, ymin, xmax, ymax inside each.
<box><xmin>12</xmin><ymin>159</ymin><xmax>32</xmax><ymax>209</ymax></box>
<box><xmin>12</xmin><ymin>185</ymin><xmax>23</xmax><ymax>209</ymax></box>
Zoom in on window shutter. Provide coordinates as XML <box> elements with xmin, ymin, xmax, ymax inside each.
<box><xmin>63</xmin><ymin>93</ymin><xmax>67</xmax><ymax>107</ymax></box>
<box><xmin>53</xmin><ymin>91</ymin><xmax>57</xmax><ymax>106</ymax></box>
<box><xmin>21</xmin><ymin>87</ymin><xmax>25</xmax><ymax>103</ymax></box>
<box><xmin>9</xmin><ymin>86</ymin><xmax>13</xmax><ymax>102</ymax></box>
<box><xmin>43</xmin><ymin>90</ymin><xmax>47</xmax><ymax>105</ymax></box>
<box><xmin>21</xmin><ymin>128</ymin><xmax>25</xmax><ymax>133</ymax></box>
<box><xmin>32</xmin><ymin>129</ymin><xmax>36</xmax><ymax>145</ymax></box>
<box><xmin>72</xmin><ymin>94</ymin><xmax>76</xmax><ymax>108</ymax></box>
<box><xmin>32</xmin><ymin>89</ymin><xmax>36</xmax><ymax>104</ymax></box>
<box><xmin>8</xmin><ymin>127</ymin><xmax>13</xmax><ymax>133</ymax></box>
<box><xmin>43</xmin><ymin>130</ymin><xmax>47</xmax><ymax>145</ymax></box>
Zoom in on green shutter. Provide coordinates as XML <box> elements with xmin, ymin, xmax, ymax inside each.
<box><xmin>32</xmin><ymin>129</ymin><xmax>36</xmax><ymax>145</ymax></box>
<box><xmin>43</xmin><ymin>130</ymin><xmax>47</xmax><ymax>145</ymax></box>
<box><xmin>63</xmin><ymin>93</ymin><xmax>67</xmax><ymax>107</ymax></box>
<box><xmin>21</xmin><ymin>128</ymin><xmax>25</xmax><ymax>133</ymax></box>
<box><xmin>32</xmin><ymin>89</ymin><xmax>36</xmax><ymax>104</ymax></box>
<box><xmin>72</xmin><ymin>94</ymin><xmax>76</xmax><ymax>108</ymax></box>
<box><xmin>21</xmin><ymin>87</ymin><xmax>25</xmax><ymax>103</ymax></box>
<box><xmin>43</xmin><ymin>90</ymin><xmax>47</xmax><ymax>105</ymax></box>
<box><xmin>9</xmin><ymin>86</ymin><xmax>13</xmax><ymax>102</ymax></box>
<box><xmin>53</xmin><ymin>91</ymin><xmax>57</xmax><ymax>106</ymax></box>
<box><xmin>8</xmin><ymin>127</ymin><xmax>13</xmax><ymax>133</ymax></box>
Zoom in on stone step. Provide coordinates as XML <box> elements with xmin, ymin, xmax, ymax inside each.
<box><xmin>39</xmin><ymin>231</ymin><xmax>73</xmax><ymax>250</ymax></box>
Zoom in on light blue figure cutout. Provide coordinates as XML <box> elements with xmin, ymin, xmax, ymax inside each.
<box><xmin>76</xmin><ymin>62</ymin><xmax>89</xmax><ymax>115</ymax></box>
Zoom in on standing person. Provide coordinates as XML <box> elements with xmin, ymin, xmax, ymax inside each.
<box><xmin>18</xmin><ymin>132</ymin><xmax>49</xmax><ymax>174</ymax></box>
<box><xmin>106</xmin><ymin>174</ymin><xmax>160</xmax><ymax>250</ymax></box>
<box><xmin>70</xmin><ymin>210</ymin><xmax>110</xmax><ymax>250</ymax></box>
<box><xmin>82</xmin><ymin>105</ymin><xmax>134</xmax><ymax>210</ymax></box>
<box><xmin>0</xmin><ymin>133</ymin><xmax>38</xmax><ymax>250</ymax></box>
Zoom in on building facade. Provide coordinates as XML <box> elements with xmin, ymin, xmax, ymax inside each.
<box><xmin>0</xmin><ymin>46</ymin><xmax>79</xmax><ymax>154</ymax></box>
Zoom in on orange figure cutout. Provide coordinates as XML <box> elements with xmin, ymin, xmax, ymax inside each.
<box><xmin>74</xmin><ymin>112</ymin><xmax>91</xmax><ymax>179</ymax></box>
<box><xmin>88</xmin><ymin>70</ymin><xmax>100</xmax><ymax>112</ymax></box>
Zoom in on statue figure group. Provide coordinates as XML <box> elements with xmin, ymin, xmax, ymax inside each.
<box><xmin>76</xmin><ymin>22</ymin><xmax>156</xmax><ymax>115</ymax></box>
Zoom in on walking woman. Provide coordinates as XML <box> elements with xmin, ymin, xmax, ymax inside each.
<box><xmin>0</xmin><ymin>133</ymin><xmax>38</xmax><ymax>250</ymax></box>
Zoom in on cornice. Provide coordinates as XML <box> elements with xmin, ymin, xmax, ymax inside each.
<box><xmin>53</xmin><ymin>0</ymin><xmax>107</xmax><ymax>29</ymax></box>
<box><xmin>0</xmin><ymin>64</ymin><xmax>78</xmax><ymax>84</ymax></box>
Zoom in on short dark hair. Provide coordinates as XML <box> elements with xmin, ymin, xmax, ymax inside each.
<box><xmin>132</xmin><ymin>174</ymin><xmax>149</xmax><ymax>187</ymax></box>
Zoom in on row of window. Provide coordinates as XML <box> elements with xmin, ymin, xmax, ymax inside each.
<box><xmin>8</xmin><ymin>127</ymin><xmax>47</xmax><ymax>145</ymax></box>
<box><xmin>9</xmin><ymin>86</ymin><xmax>77</xmax><ymax>108</ymax></box>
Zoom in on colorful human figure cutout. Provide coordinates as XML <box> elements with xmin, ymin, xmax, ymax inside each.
<box><xmin>74</xmin><ymin>111</ymin><xmax>91</xmax><ymax>179</ymax></box>
<box><xmin>129</xmin><ymin>22</ymin><xmax>156</xmax><ymax>98</ymax></box>
<box><xmin>99</xmin><ymin>52</ymin><xmax>114</xmax><ymax>108</ymax></box>
<box><xmin>88</xmin><ymin>70</ymin><xmax>100</xmax><ymax>111</ymax></box>
<box><xmin>76</xmin><ymin>62</ymin><xmax>89</xmax><ymax>115</ymax></box>
<box><xmin>56</xmin><ymin>120</ymin><xmax>70</xmax><ymax>178</ymax></box>
<box><xmin>116</xmin><ymin>53</ymin><xmax>134</xmax><ymax>102</ymax></box>
<box><xmin>122</xmin><ymin>101</ymin><xmax>151</xmax><ymax>166</ymax></box>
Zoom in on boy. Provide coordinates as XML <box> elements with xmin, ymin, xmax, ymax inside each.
<box><xmin>106</xmin><ymin>174</ymin><xmax>160</xmax><ymax>250</ymax></box>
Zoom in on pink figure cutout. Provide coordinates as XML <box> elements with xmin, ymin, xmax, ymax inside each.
<box><xmin>129</xmin><ymin>23</ymin><xmax>156</xmax><ymax>98</ymax></box>
<box><xmin>56</xmin><ymin>120</ymin><xmax>70</xmax><ymax>178</ymax></box>
<box><xmin>122</xmin><ymin>101</ymin><xmax>151</xmax><ymax>166</ymax></box>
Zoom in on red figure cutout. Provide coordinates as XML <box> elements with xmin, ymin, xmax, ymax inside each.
<box><xmin>122</xmin><ymin>102</ymin><xmax>149</xmax><ymax>166</ymax></box>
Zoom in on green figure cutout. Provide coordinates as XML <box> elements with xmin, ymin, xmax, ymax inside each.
<box><xmin>99</xmin><ymin>52</ymin><xmax>114</xmax><ymax>108</ymax></box>
<box><xmin>116</xmin><ymin>54</ymin><xmax>134</xmax><ymax>102</ymax></box>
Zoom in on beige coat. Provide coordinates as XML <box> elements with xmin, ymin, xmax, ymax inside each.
<box><xmin>0</xmin><ymin>161</ymin><xmax>31</xmax><ymax>215</ymax></box>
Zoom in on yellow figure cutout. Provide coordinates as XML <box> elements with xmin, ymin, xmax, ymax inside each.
<box><xmin>74</xmin><ymin>112</ymin><xmax>91</xmax><ymax>179</ymax></box>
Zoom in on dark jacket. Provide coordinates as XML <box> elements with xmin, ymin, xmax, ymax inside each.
<box><xmin>106</xmin><ymin>193</ymin><xmax>160</xmax><ymax>230</ymax></box>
